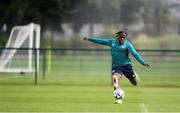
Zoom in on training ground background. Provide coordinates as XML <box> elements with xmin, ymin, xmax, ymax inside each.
<box><xmin>0</xmin><ymin>49</ymin><xmax>180</xmax><ymax>112</ymax></box>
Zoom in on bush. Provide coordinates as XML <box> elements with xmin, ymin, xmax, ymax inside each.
<box><xmin>0</xmin><ymin>36</ymin><xmax>7</xmax><ymax>47</ymax></box>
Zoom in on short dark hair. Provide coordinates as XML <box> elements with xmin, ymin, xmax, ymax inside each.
<box><xmin>115</xmin><ymin>31</ymin><xmax>127</xmax><ymax>36</ymax></box>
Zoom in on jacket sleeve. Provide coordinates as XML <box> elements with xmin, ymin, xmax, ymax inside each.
<box><xmin>127</xmin><ymin>41</ymin><xmax>145</xmax><ymax>65</ymax></box>
<box><xmin>88</xmin><ymin>37</ymin><xmax>111</xmax><ymax>46</ymax></box>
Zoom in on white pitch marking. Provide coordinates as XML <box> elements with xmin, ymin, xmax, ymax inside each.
<box><xmin>139</xmin><ymin>103</ymin><xmax>149</xmax><ymax>113</ymax></box>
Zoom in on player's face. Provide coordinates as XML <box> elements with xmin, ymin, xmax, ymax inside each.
<box><xmin>118</xmin><ymin>33</ymin><xmax>126</xmax><ymax>44</ymax></box>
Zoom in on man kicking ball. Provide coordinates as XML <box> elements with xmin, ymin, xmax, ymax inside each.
<box><xmin>83</xmin><ymin>31</ymin><xmax>151</xmax><ymax>104</ymax></box>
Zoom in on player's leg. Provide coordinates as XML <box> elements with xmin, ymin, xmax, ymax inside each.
<box><xmin>112</xmin><ymin>73</ymin><xmax>122</xmax><ymax>90</ymax></box>
<box><xmin>122</xmin><ymin>64</ymin><xmax>137</xmax><ymax>86</ymax></box>
<box><xmin>112</xmin><ymin>73</ymin><xmax>124</xmax><ymax>104</ymax></box>
<box><xmin>125</xmin><ymin>75</ymin><xmax>137</xmax><ymax>86</ymax></box>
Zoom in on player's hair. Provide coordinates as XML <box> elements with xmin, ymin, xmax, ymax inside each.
<box><xmin>115</xmin><ymin>31</ymin><xmax>127</xmax><ymax>37</ymax></box>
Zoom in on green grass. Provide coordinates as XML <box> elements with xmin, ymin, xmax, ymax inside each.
<box><xmin>0</xmin><ymin>75</ymin><xmax>180</xmax><ymax>112</ymax></box>
<box><xmin>0</xmin><ymin>54</ymin><xmax>180</xmax><ymax>112</ymax></box>
<box><xmin>133</xmin><ymin>35</ymin><xmax>180</xmax><ymax>49</ymax></box>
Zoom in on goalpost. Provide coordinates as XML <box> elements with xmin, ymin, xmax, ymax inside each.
<box><xmin>0</xmin><ymin>23</ymin><xmax>40</xmax><ymax>73</ymax></box>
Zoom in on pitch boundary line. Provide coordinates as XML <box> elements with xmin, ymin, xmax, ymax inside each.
<box><xmin>0</xmin><ymin>104</ymin><xmax>179</xmax><ymax>113</ymax></box>
<box><xmin>0</xmin><ymin>111</ymin><xmax>180</xmax><ymax>113</ymax></box>
<box><xmin>0</xmin><ymin>75</ymin><xmax>29</xmax><ymax>80</ymax></box>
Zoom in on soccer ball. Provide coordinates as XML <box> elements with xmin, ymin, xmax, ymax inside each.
<box><xmin>114</xmin><ymin>89</ymin><xmax>125</xmax><ymax>99</ymax></box>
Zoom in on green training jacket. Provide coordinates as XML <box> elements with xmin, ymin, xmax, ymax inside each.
<box><xmin>88</xmin><ymin>37</ymin><xmax>145</xmax><ymax>67</ymax></box>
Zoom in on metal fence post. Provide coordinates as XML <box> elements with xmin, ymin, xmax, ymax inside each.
<box><xmin>34</xmin><ymin>48</ymin><xmax>38</xmax><ymax>85</ymax></box>
<box><xmin>43</xmin><ymin>48</ymin><xmax>46</xmax><ymax>79</ymax></box>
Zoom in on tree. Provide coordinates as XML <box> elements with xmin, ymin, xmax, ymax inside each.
<box><xmin>119</xmin><ymin>0</ymin><xmax>143</xmax><ymax>31</ymax></box>
<box><xmin>0</xmin><ymin>0</ymin><xmax>84</xmax><ymax>33</ymax></box>
<box><xmin>141</xmin><ymin>0</ymin><xmax>169</xmax><ymax>35</ymax></box>
<box><xmin>67</xmin><ymin>1</ymin><xmax>102</xmax><ymax>34</ymax></box>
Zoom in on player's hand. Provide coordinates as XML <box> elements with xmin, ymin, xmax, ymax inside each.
<box><xmin>82</xmin><ymin>37</ymin><xmax>88</xmax><ymax>41</ymax></box>
<box><xmin>144</xmin><ymin>63</ymin><xmax>151</xmax><ymax>68</ymax></box>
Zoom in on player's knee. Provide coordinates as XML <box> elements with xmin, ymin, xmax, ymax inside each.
<box><xmin>113</xmin><ymin>73</ymin><xmax>122</xmax><ymax>79</ymax></box>
<box><xmin>112</xmin><ymin>75</ymin><xmax>117</xmax><ymax>81</ymax></box>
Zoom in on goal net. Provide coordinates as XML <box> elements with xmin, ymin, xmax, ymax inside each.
<box><xmin>0</xmin><ymin>23</ymin><xmax>40</xmax><ymax>73</ymax></box>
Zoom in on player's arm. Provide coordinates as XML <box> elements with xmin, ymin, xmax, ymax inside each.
<box><xmin>127</xmin><ymin>41</ymin><xmax>151</xmax><ymax>68</ymax></box>
<box><xmin>83</xmin><ymin>37</ymin><xmax>111</xmax><ymax>46</ymax></box>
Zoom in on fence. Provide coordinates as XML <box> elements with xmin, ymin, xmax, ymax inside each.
<box><xmin>0</xmin><ymin>48</ymin><xmax>180</xmax><ymax>85</ymax></box>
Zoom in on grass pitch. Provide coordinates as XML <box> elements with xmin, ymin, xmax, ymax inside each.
<box><xmin>0</xmin><ymin>75</ymin><xmax>180</xmax><ymax>112</ymax></box>
<box><xmin>0</xmin><ymin>54</ymin><xmax>180</xmax><ymax>112</ymax></box>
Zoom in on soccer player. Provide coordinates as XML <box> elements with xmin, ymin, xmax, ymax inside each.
<box><xmin>83</xmin><ymin>31</ymin><xmax>151</xmax><ymax>104</ymax></box>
